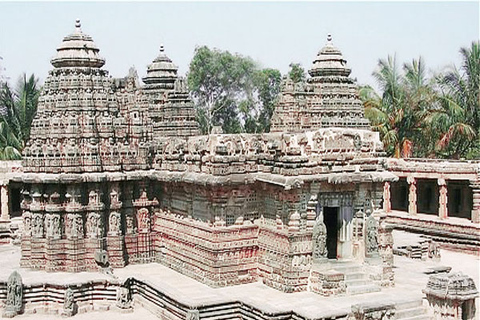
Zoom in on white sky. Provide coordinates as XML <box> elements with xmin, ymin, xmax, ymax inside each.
<box><xmin>0</xmin><ymin>1</ymin><xmax>478</xmax><ymax>88</ymax></box>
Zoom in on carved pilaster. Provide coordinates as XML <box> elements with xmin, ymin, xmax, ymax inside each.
<box><xmin>1</xmin><ymin>185</ymin><xmax>9</xmax><ymax>220</ymax></box>
<box><xmin>383</xmin><ymin>182</ymin><xmax>391</xmax><ymax>213</ymax></box>
<box><xmin>407</xmin><ymin>176</ymin><xmax>417</xmax><ymax>215</ymax></box>
<box><xmin>438</xmin><ymin>178</ymin><xmax>448</xmax><ymax>220</ymax></box>
<box><xmin>470</xmin><ymin>183</ymin><xmax>480</xmax><ymax>224</ymax></box>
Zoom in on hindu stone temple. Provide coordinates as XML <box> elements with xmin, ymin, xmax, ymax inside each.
<box><xmin>0</xmin><ymin>20</ymin><xmax>477</xmax><ymax>320</ymax></box>
<box><xmin>13</xmin><ymin>21</ymin><xmax>398</xmax><ymax>293</ymax></box>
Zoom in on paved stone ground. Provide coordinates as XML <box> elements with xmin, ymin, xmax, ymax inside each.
<box><xmin>0</xmin><ymin>230</ymin><xmax>478</xmax><ymax>319</ymax></box>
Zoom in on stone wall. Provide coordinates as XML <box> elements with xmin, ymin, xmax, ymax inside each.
<box><xmin>154</xmin><ymin>209</ymin><xmax>259</xmax><ymax>287</ymax></box>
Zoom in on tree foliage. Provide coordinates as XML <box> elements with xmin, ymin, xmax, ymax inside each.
<box><xmin>361</xmin><ymin>41</ymin><xmax>480</xmax><ymax>159</ymax></box>
<box><xmin>0</xmin><ymin>73</ymin><xmax>40</xmax><ymax>160</ymax></box>
<box><xmin>288</xmin><ymin>63</ymin><xmax>306</xmax><ymax>83</ymax></box>
<box><xmin>187</xmin><ymin>46</ymin><xmax>281</xmax><ymax>134</ymax></box>
<box><xmin>429</xmin><ymin>41</ymin><xmax>480</xmax><ymax>159</ymax></box>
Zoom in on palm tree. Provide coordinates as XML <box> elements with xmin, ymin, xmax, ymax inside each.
<box><xmin>430</xmin><ymin>41</ymin><xmax>479</xmax><ymax>159</ymax></box>
<box><xmin>0</xmin><ymin>73</ymin><xmax>40</xmax><ymax>160</ymax></box>
<box><xmin>361</xmin><ymin>56</ymin><xmax>411</xmax><ymax>158</ymax></box>
<box><xmin>361</xmin><ymin>55</ymin><xmax>438</xmax><ymax>158</ymax></box>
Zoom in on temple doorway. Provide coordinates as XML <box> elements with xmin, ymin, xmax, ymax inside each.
<box><xmin>324</xmin><ymin>207</ymin><xmax>338</xmax><ymax>259</ymax></box>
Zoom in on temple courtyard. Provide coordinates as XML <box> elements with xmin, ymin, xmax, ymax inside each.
<box><xmin>0</xmin><ymin>230</ymin><xmax>478</xmax><ymax>319</ymax></box>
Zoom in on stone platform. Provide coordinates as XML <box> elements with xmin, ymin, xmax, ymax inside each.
<box><xmin>387</xmin><ymin>211</ymin><xmax>480</xmax><ymax>254</ymax></box>
<box><xmin>0</xmin><ymin>231</ymin><xmax>478</xmax><ymax>319</ymax></box>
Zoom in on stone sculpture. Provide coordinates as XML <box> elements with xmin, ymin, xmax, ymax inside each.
<box><xmin>186</xmin><ymin>309</ymin><xmax>200</xmax><ymax>320</ymax></box>
<box><xmin>312</xmin><ymin>211</ymin><xmax>328</xmax><ymax>261</ymax></box>
<box><xmin>365</xmin><ymin>214</ymin><xmax>379</xmax><ymax>257</ymax></box>
<box><xmin>116</xmin><ymin>281</ymin><xmax>132</xmax><ymax>310</ymax></box>
<box><xmin>109</xmin><ymin>212</ymin><xmax>121</xmax><ymax>236</ymax></box>
<box><xmin>62</xmin><ymin>287</ymin><xmax>76</xmax><ymax>317</ymax></box>
<box><xmin>3</xmin><ymin>271</ymin><xmax>23</xmax><ymax>318</ymax></box>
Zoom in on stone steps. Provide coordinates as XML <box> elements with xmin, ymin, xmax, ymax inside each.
<box><xmin>330</xmin><ymin>261</ymin><xmax>381</xmax><ymax>295</ymax></box>
<box><xmin>395</xmin><ymin>299</ymin><xmax>431</xmax><ymax>320</ymax></box>
<box><xmin>396</xmin><ymin>299</ymin><xmax>423</xmax><ymax>310</ymax></box>
<box><xmin>346</xmin><ymin>283</ymin><xmax>381</xmax><ymax>295</ymax></box>
<box><xmin>345</xmin><ymin>279</ymin><xmax>371</xmax><ymax>287</ymax></box>
<box><xmin>396</xmin><ymin>307</ymin><xmax>429</xmax><ymax>319</ymax></box>
<box><xmin>345</xmin><ymin>272</ymin><xmax>366</xmax><ymax>281</ymax></box>
<box><xmin>398</xmin><ymin>314</ymin><xmax>432</xmax><ymax>320</ymax></box>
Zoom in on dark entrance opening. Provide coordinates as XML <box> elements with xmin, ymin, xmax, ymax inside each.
<box><xmin>448</xmin><ymin>180</ymin><xmax>473</xmax><ymax>220</ymax></box>
<box><xmin>323</xmin><ymin>207</ymin><xmax>338</xmax><ymax>259</ymax></box>
<box><xmin>391</xmin><ymin>178</ymin><xmax>408</xmax><ymax>211</ymax></box>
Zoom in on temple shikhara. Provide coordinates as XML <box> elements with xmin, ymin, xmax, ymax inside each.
<box><xmin>0</xmin><ymin>20</ymin><xmax>477</xmax><ymax>320</ymax></box>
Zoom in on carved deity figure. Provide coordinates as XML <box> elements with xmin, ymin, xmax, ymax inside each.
<box><xmin>116</xmin><ymin>283</ymin><xmax>132</xmax><ymax>309</ymax></box>
<box><xmin>428</xmin><ymin>241</ymin><xmax>441</xmax><ymax>260</ymax></box>
<box><xmin>32</xmin><ymin>214</ymin><xmax>44</xmax><ymax>238</ymax></box>
<box><xmin>137</xmin><ymin>208</ymin><xmax>150</xmax><ymax>232</ymax></box>
<box><xmin>125</xmin><ymin>215</ymin><xmax>135</xmax><ymax>234</ymax></box>
<box><xmin>353</xmin><ymin>134</ymin><xmax>362</xmax><ymax>150</ymax></box>
<box><xmin>86</xmin><ymin>212</ymin><xmax>103</xmax><ymax>238</ymax></box>
<box><xmin>109</xmin><ymin>211</ymin><xmax>121</xmax><ymax>236</ymax></box>
<box><xmin>62</xmin><ymin>287</ymin><xmax>76</xmax><ymax>317</ymax></box>
<box><xmin>23</xmin><ymin>212</ymin><xmax>32</xmax><ymax>237</ymax></box>
<box><xmin>186</xmin><ymin>309</ymin><xmax>200</xmax><ymax>320</ymax></box>
<box><xmin>66</xmin><ymin>214</ymin><xmax>84</xmax><ymax>239</ymax></box>
<box><xmin>45</xmin><ymin>214</ymin><xmax>61</xmax><ymax>239</ymax></box>
<box><xmin>365</xmin><ymin>215</ymin><xmax>379</xmax><ymax>255</ymax></box>
<box><xmin>3</xmin><ymin>271</ymin><xmax>23</xmax><ymax>318</ymax></box>
<box><xmin>312</xmin><ymin>210</ymin><xmax>328</xmax><ymax>261</ymax></box>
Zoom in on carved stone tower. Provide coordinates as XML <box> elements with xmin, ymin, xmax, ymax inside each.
<box><xmin>271</xmin><ymin>34</ymin><xmax>370</xmax><ymax>132</ymax></box>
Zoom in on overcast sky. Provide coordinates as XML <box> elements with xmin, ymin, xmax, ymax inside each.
<box><xmin>0</xmin><ymin>1</ymin><xmax>478</xmax><ymax>88</ymax></box>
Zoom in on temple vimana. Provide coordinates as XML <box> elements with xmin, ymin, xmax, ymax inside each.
<box><xmin>0</xmin><ymin>20</ymin><xmax>478</xmax><ymax>320</ymax></box>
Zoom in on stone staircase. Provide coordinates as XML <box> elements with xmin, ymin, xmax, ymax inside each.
<box><xmin>394</xmin><ymin>299</ymin><xmax>431</xmax><ymax>320</ymax></box>
<box><xmin>330</xmin><ymin>261</ymin><xmax>381</xmax><ymax>295</ymax></box>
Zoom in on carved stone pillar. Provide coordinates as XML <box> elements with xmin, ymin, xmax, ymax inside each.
<box><xmin>438</xmin><ymin>179</ymin><xmax>448</xmax><ymax>220</ymax></box>
<box><xmin>1</xmin><ymin>185</ymin><xmax>9</xmax><ymax>220</ymax></box>
<box><xmin>383</xmin><ymin>182</ymin><xmax>391</xmax><ymax>213</ymax></box>
<box><xmin>470</xmin><ymin>183</ymin><xmax>480</xmax><ymax>224</ymax></box>
<box><xmin>407</xmin><ymin>176</ymin><xmax>417</xmax><ymax>215</ymax></box>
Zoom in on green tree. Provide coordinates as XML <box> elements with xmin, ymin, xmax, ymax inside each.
<box><xmin>360</xmin><ymin>56</ymin><xmax>433</xmax><ymax>158</ymax></box>
<box><xmin>430</xmin><ymin>41</ymin><xmax>480</xmax><ymax>159</ymax></box>
<box><xmin>0</xmin><ymin>73</ymin><xmax>40</xmax><ymax>159</ymax></box>
<box><xmin>288</xmin><ymin>63</ymin><xmax>306</xmax><ymax>83</ymax></box>
<box><xmin>188</xmin><ymin>46</ymin><xmax>281</xmax><ymax>134</ymax></box>
<box><xmin>247</xmin><ymin>68</ymin><xmax>281</xmax><ymax>133</ymax></box>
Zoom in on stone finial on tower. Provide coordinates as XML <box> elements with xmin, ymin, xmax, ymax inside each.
<box><xmin>159</xmin><ymin>44</ymin><xmax>164</xmax><ymax>53</ymax></box>
<box><xmin>327</xmin><ymin>33</ymin><xmax>332</xmax><ymax>42</ymax></box>
<box><xmin>75</xmin><ymin>19</ymin><xmax>81</xmax><ymax>30</ymax></box>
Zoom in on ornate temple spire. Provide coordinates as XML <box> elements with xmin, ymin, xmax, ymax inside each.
<box><xmin>142</xmin><ymin>44</ymin><xmax>200</xmax><ymax>138</ymax></box>
<box><xmin>309</xmin><ymin>34</ymin><xmax>351</xmax><ymax>78</ymax></box>
<box><xmin>142</xmin><ymin>44</ymin><xmax>178</xmax><ymax>89</ymax></box>
<box><xmin>24</xmin><ymin>20</ymin><xmax>152</xmax><ymax>174</ymax></box>
<box><xmin>50</xmin><ymin>19</ymin><xmax>105</xmax><ymax>68</ymax></box>
<box><xmin>270</xmin><ymin>34</ymin><xmax>370</xmax><ymax>132</ymax></box>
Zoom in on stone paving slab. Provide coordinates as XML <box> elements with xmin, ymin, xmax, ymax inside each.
<box><xmin>0</xmin><ymin>230</ymin><xmax>478</xmax><ymax>319</ymax></box>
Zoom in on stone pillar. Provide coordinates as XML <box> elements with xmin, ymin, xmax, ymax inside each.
<box><xmin>438</xmin><ymin>179</ymin><xmax>448</xmax><ymax>220</ymax></box>
<box><xmin>1</xmin><ymin>185</ymin><xmax>10</xmax><ymax>220</ymax></box>
<box><xmin>407</xmin><ymin>176</ymin><xmax>417</xmax><ymax>215</ymax></box>
<box><xmin>470</xmin><ymin>183</ymin><xmax>480</xmax><ymax>224</ymax></box>
<box><xmin>383</xmin><ymin>182</ymin><xmax>391</xmax><ymax>213</ymax></box>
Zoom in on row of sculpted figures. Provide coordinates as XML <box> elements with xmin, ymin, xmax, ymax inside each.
<box><xmin>20</xmin><ymin>183</ymin><xmax>159</xmax><ymax>240</ymax></box>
